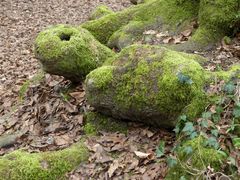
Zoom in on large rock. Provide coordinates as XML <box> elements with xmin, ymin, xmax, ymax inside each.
<box><xmin>35</xmin><ymin>25</ymin><xmax>115</xmax><ymax>82</ymax></box>
<box><xmin>85</xmin><ymin>45</ymin><xmax>208</xmax><ymax>128</ymax></box>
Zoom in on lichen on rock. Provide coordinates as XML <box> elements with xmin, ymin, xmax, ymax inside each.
<box><xmin>85</xmin><ymin>44</ymin><xmax>207</xmax><ymax>128</ymax></box>
<box><xmin>35</xmin><ymin>24</ymin><xmax>115</xmax><ymax>82</ymax></box>
<box><xmin>0</xmin><ymin>141</ymin><xmax>88</xmax><ymax>180</ymax></box>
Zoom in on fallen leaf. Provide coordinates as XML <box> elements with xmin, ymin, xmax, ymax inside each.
<box><xmin>134</xmin><ymin>151</ymin><xmax>151</xmax><ymax>159</ymax></box>
<box><xmin>181</xmin><ymin>29</ymin><xmax>192</xmax><ymax>37</ymax></box>
<box><xmin>108</xmin><ymin>160</ymin><xmax>119</xmax><ymax>178</ymax></box>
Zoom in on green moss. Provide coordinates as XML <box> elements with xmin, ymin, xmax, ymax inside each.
<box><xmin>85</xmin><ymin>44</ymin><xmax>208</xmax><ymax>128</ymax></box>
<box><xmin>89</xmin><ymin>5</ymin><xmax>114</xmax><ymax>20</ymax></box>
<box><xmin>84</xmin><ymin>112</ymin><xmax>128</xmax><ymax>135</ymax></box>
<box><xmin>107</xmin><ymin>21</ymin><xmax>147</xmax><ymax>49</ymax></box>
<box><xmin>213</xmin><ymin>64</ymin><xmax>240</xmax><ymax>81</ymax></box>
<box><xmin>166</xmin><ymin>136</ymin><xmax>226</xmax><ymax>179</ymax></box>
<box><xmin>0</xmin><ymin>141</ymin><xmax>88</xmax><ymax>180</ymax></box>
<box><xmin>190</xmin><ymin>0</ymin><xmax>239</xmax><ymax>45</ymax></box>
<box><xmin>85</xmin><ymin>66</ymin><xmax>115</xmax><ymax>90</ymax></box>
<box><xmin>35</xmin><ymin>24</ymin><xmax>115</xmax><ymax>82</ymax></box>
<box><xmin>223</xmin><ymin>36</ymin><xmax>232</xmax><ymax>45</ymax></box>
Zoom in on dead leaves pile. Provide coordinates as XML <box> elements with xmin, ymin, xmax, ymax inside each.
<box><xmin>0</xmin><ymin>74</ymin><xmax>86</xmax><ymax>154</ymax></box>
<box><xmin>204</xmin><ymin>32</ymin><xmax>240</xmax><ymax>71</ymax></box>
<box><xmin>68</xmin><ymin>126</ymin><xmax>174</xmax><ymax>179</ymax></box>
<box><xmin>141</xmin><ymin>21</ymin><xmax>197</xmax><ymax>45</ymax></box>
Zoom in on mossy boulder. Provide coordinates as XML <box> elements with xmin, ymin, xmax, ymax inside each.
<box><xmin>0</xmin><ymin>141</ymin><xmax>88</xmax><ymax>180</ymax></box>
<box><xmin>81</xmin><ymin>0</ymin><xmax>199</xmax><ymax>47</ymax></box>
<box><xmin>35</xmin><ymin>24</ymin><xmax>115</xmax><ymax>82</ymax></box>
<box><xmin>166</xmin><ymin>136</ymin><xmax>226</xmax><ymax>179</ymax></box>
<box><xmin>81</xmin><ymin>0</ymin><xmax>239</xmax><ymax>51</ymax></box>
<box><xmin>85</xmin><ymin>44</ymin><xmax>208</xmax><ymax>128</ymax></box>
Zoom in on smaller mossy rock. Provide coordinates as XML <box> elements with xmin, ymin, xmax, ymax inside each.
<box><xmin>166</xmin><ymin>136</ymin><xmax>226</xmax><ymax>179</ymax></box>
<box><xmin>83</xmin><ymin>112</ymin><xmax>129</xmax><ymax>135</ymax></box>
<box><xmin>89</xmin><ymin>5</ymin><xmax>114</xmax><ymax>20</ymax></box>
<box><xmin>0</xmin><ymin>141</ymin><xmax>88</xmax><ymax>180</ymax></box>
<box><xmin>81</xmin><ymin>0</ymin><xmax>199</xmax><ymax>45</ymax></box>
<box><xmin>35</xmin><ymin>24</ymin><xmax>115</xmax><ymax>82</ymax></box>
<box><xmin>85</xmin><ymin>44</ymin><xmax>208</xmax><ymax>128</ymax></box>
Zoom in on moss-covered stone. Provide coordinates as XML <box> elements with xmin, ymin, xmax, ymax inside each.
<box><xmin>166</xmin><ymin>136</ymin><xmax>226</xmax><ymax>179</ymax></box>
<box><xmin>80</xmin><ymin>0</ymin><xmax>239</xmax><ymax>51</ymax></box>
<box><xmin>81</xmin><ymin>0</ymin><xmax>199</xmax><ymax>46</ymax></box>
<box><xmin>35</xmin><ymin>24</ymin><xmax>115</xmax><ymax>82</ymax></box>
<box><xmin>0</xmin><ymin>141</ymin><xmax>88</xmax><ymax>180</ymax></box>
<box><xmin>85</xmin><ymin>44</ymin><xmax>207</xmax><ymax>128</ymax></box>
<box><xmin>83</xmin><ymin>112</ymin><xmax>128</xmax><ymax>135</ymax></box>
<box><xmin>89</xmin><ymin>5</ymin><xmax>114</xmax><ymax>20</ymax></box>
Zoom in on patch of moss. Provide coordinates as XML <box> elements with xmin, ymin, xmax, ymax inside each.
<box><xmin>85</xmin><ymin>66</ymin><xmax>115</xmax><ymax>90</ymax></box>
<box><xmin>166</xmin><ymin>136</ymin><xmax>226</xmax><ymax>179</ymax></box>
<box><xmin>0</xmin><ymin>141</ymin><xmax>88</xmax><ymax>180</ymax></box>
<box><xmin>83</xmin><ymin>112</ymin><xmax>128</xmax><ymax>135</ymax></box>
<box><xmin>89</xmin><ymin>5</ymin><xmax>113</xmax><ymax>20</ymax></box>
<box><xmin>35</xmin><ymin>24</ymin><xmax>115</xmax><ymax>82</ymax></box>
<box><xmin>19</xmin><ymin>71</ymin><xmax>45</xmax><ymax>100</ymax></box>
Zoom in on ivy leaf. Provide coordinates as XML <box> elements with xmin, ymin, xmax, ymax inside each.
<box><xmin>200</xmin><ymin>119</ymin><xmax>208</xmax><ymax>128</ymax></box>
<box><xmin>183</xmin><ymin>146</ymin><xmax>193</xmax><ymax>155</ymax></box>
<box><xmin>224</xmin><ymin>81</ymin><xmax>235</xmax><ymax>94</ymax></box>
<box><xmin>190</xmin><ymin>131</ymin><xmax>198</xmax><ymax>139</ymax></box>
<box><xmin>173</xmin><ymin>126</ymin><xmax>180</xmax><ymax>134</ymax></box>
<box><xmin>179</xmin><ymin>115</ymin><xmax>187</xmax><ymax>122</ymax></box>
<box><xmin>212</xmin><ymin>114</ymin><xmax>221</xmax><ymax>123</ymax></box>
<box><xmin>182</xmin><ymin>122</ymin><xmax>195</xmax><ymax>134</ymax></box>
<box><xmin>232</xmin><ymin>137</ymin><xmax>240</xmax><ymax>149</ymax></box>
<box><xmin>180</xmin><ymin>176</ymin><xmax>187</xmax><ymax>180</ymax></box>
<box><xmin>233</xmin><ymin>105</ymin><xmax>240</xmax><ymax>118</ymax></box>
<box><xmin>177</xmin><ymin>72</ymin><xmax>193</xmax><ymax>85</ymax></box>
<box><xmin>202</xmin><ymin>112</ymin><xmax>212</xmax><ymax>120</ymax></box>
<box><xmin>156</xmin><ymin>141</ymin><xmax>165</xmax><ymax>158</ymax></box>
<box><xmin>167</xmin><ymin>156</ymin><xmax>177</xmax><ymax>167</ymax></box>
<box><xmin>205</xmin><ymin>137</ymin><xmax>219</xmax><ymax>149</ymax></box>
<box><xmin>211</xmin><ymin>129</ymin><xmax>219</xmax><ymax>137</ymax></box>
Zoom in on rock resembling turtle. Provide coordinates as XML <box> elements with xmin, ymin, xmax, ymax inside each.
<box><xmin>85</xmin><ymin>44</ymin><xmax>208</xmax><ymax>128</ymax></box>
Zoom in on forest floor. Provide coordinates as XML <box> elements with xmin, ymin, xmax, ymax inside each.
<box><xmin>0</xmin><ymin>0</ymin><xmax>240</xmax><ymax>179</ymax></box>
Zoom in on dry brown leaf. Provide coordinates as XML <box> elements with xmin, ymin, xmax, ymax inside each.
<box><xmin>54</xmin><ymin>134</ymin><xmax>71</xmax><ymax>146</ymax></box>
<box><xmin>181</xmin><ymin>29</ymin><xmax>192</xmax><ymax>37</ymax></box>
<box><xmin>134</xmin><ymin>151</ymin><xmax>151</xmax><ymax>159</ymax></box>
<box><xmin>163</xmin><ymin>37</ymin><xmax>174</xmax><ymax>44</ymax></box>
<box><xmin>108</xmin><ymin>160</ymin><xmax>119</xmax><ymax>178</ymax></box>
<box><xmin>69</xmin><ymin>91</ymin><xmax>85</xmax><ymax>102</ymax></box>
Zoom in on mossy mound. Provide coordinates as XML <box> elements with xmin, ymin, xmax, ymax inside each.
<box><xmin>85</xmin><ymin>44</ymin><xmax>208</xmax><ymax>128</ymax></box>
<box><xmin>0</xmin><ymin>141</ymin><xmax>88</xmax><ymax>180</ymax></box>
<box><xmin>166</xmin><ymin>136</ymin><xmax>226</xmax><ymax>179</ymax></box>
<box><xmin>89</xmin><ymin>5</ymin><xmax>114</xmax><ymax>20</ymax></box>
<box><xmin>35</xmin><ymin>24</ymin><xmax>115</xmax><ymax>82</ymax></box>
<box><xmin>83</xmin><ymin>112</ymin><xmax>129</xmax><ymax>135</ymax></box>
